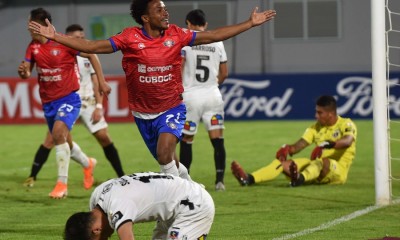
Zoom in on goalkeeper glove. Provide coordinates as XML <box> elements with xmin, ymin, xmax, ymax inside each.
<box><xmin>276</xmin><ymin>144</ymin><xmax>291</xmax><ymax>161</ymax></box>
<box><xmin>310</xmin><ymin>141</ymin><xmax>336</xmax><ymax>160</ymax></box>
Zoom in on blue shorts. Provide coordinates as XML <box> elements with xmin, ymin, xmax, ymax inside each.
<box><xmin>134</xmin><ymin>103</ymin><xmax>186</xmax><ymax>160</ymax></box>
<box><xmin>42</xmin><ymin>92</ymin><xmax>81</xmax><ymax>132</ymax></box>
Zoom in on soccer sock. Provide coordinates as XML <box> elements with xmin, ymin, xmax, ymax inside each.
<box><xmin>179</xmin><ymin>141</ymin><xmax>193</xmax><ymax>172</ymax></box>
<box><xmin>301</xmin><ymin>159</ymin><xmax>323</xmax><ymax>182</ymax></box>
<box><xmin>211</xmin><ymin>138</ymin><xmax>226</xmax><ymax>183</ymax></box>
<box><xmin>251</xmin><ymin>159</ymin><xmax>283</xmax><ymax>183</ymax></box>
<box><xmin>55</xmin><ymin>142</ymin><xmax>71</xmax><ymax>184</ymax></box>
<box><xmin>178</xmin><ymin>162</ymin><xmax>192</xmax><ymax>181</ymax></box>
<box><xmin>70</xmin><ymin>141</ymin><xmax>90</xmax><ymax>168</ymax></box>
<box><xmin>160</xmin><ymin>160</ymin><xmax>179</xmax><ymax>177</ymax></box>
<box><xmin>30</xmin><ymin>144</ymin><xmax>52</xmax><ymax>179</ymax></box>
<box><xmin>103</xmin><ymin>143</ymin><xmax>125</xmax><ymax>177</ymax></box>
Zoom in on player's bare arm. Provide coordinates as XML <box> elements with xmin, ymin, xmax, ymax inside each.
<box><xmin>290</xmin><ymin>138</ymin><xmax>310</xmax><ymax>155</ymax></box>
<box><xmin>29</xmin><ymin>19</ymin><xmax>114</xmax><ymax>54</ymax></box>
<box><xmin>194</xmin><ymin>7</ymin><xmax>276</xmax><ymax>45</ymax></box>
<box><xmin>81</xmin><ymin>52</ymin><xmax>111</xmax><ymax>96</ymax></box>
<box><xmin>218</xmin><ymin>62</ymin><xmax>228</xmax><ymax>85</ymax></box>
<box><xmin>90</xmin><ymin>74</ymin><xmax>103</xmax><ymax>124</ymax></box>
<box><xmin>17</xmin><ymin>61</ymin><xmax>32</xmax><ymax>79</ymax></box>
<box><xmin>117</xmin><ymin>221</ymin><xmax>135</xmax><ymax>240</ymax></box>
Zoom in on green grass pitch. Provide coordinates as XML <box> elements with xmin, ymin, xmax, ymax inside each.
<box><xmin>0</xmin><ymin>120</ymin><xmax>399</xmax><ymax>239</ymax></box>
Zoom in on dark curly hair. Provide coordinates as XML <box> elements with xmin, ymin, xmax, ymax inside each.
<box><xmin>130</xmin><ymin>0</ymin><xmax>153</xmax><ymax>26</ymax></box>
<box><xmin>30</xmin><ymin>8</ymin><xmax>52</xmax><ymax>26</ymax></box>
<box><xmin>64</xmin><ymin>212</ymin><xmax>94</xmax><ymax>240</ymax></box>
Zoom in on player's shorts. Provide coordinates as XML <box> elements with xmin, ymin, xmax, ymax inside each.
<box><xmin>43</xmin><ymin>92</ymin><xmax>81</xmax><ymax>131</ymax></box>
<box><xmin>79</xmin><ymin>96</ymin><xmax>108</xmax><ymax>133</ymax></box>
<box><xmin>134</xmin><ymin>103</ymin><xmax>186</xmax><ymax>160</ymax></box>
<box><xmin>182</xmin><ymin>88</ymin><xmax>224</xmax><ymax>136</ymax></box>
<box><xmin>152</xmin><ymin>185</ymin><xmax>215</xmax><ymax>240</ymax></box>
<box><xmin>315</xmin><ymin>158</ymin><xmax>351</xmax><ymax>184</ymax></box>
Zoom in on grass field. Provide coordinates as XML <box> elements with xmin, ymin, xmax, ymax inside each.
<box><xmin>0</xmin><ymin>120</ymin><xmax>399</xmax><ymax>240</ymax></box>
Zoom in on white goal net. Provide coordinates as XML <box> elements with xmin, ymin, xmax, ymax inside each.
<box><xmin>381</xmin><ymin>0</ymin><xmax>400</xmax><ymax>203</ymax></box>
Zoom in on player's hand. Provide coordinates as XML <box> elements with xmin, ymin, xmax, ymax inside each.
<box><xmin>249</xmin><ymin>7</ymin><xmax>276</xmax><ymax>27</ymax></box>
<box><xmin>18</xmin><ymin>61</ymin><xmax>30</xmax><ymax>78</ymax></box>
<box><xmin>310</xmin><ymin>141</ymin><xmax>336</xmax><ymax>160</ymax></box>
<box><xmin>28</xmin><ymin>18</ymin><xmax>56</xmax><ymax>40</ymax></box>
<box><xmin>91</xmin><ymin>108</ymin><xmax>102</xmax><ymax>124</ymax></box>
<box><xmin>99</xmin><ymin>81</ymin><xmax>111</xmax><ymax>97</ymax></box>
<box><xmin>276</xmin><ymin>144</ymin><xmax>291</xmax><ymax>161</ymax></box>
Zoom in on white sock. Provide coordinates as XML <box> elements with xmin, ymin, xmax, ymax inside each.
<box><xmin>55</xmin><ymin>142</ymin><xmax>70</xmax><ymax>184</ymax></box>
<box><xmin>178</xmin><ymin>162</ymin><xmax>192</xmax><ymax>181</ymax></box>
<box><xmin>70</xmin><ymin>141</ymin><xmax>89</xmax><ymax>168</ymax></box>
<box><xmin>160</xmin><ymin>160</ymin><xmax>179</xmax><ymax>176</ymax></box>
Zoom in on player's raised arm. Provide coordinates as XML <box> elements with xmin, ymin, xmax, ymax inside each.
<box><xmin>194</xmin><ymin>7</ymin><xmax>276</xmax><ymax>45</ymax></box>
<box><xmin>29</xmin><ymin>19</ymin><xmax>114</xmax><ymax>54</ymax></box>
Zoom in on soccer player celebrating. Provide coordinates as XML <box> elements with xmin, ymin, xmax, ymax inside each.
<box><xmin>23</xmin><ymin>24</ymin><xmax>125</xmax><ymax>188</ymax></box>
<box><xmin>18</xmin><ymin>8</ymin><xmax>101</xmax><ymax>198</ymax></box>
<box><xmin>28</xmin><ymin>0</ymin><xmax>276</xmax><ymax>182</ymax></box>
<box><xmin>180</xmin><ymin>9</ymin><xmax>229</xmax><ymax>191</ymax></box>
<box><xmin>64</xmin><ymin>172</ymin><xmax>214</xmax><ymax>240</ymax></box>
<box><xmin>231</xmin><ymin>95</ymin><xmax>357</xmax><ymax>187</ymax></box>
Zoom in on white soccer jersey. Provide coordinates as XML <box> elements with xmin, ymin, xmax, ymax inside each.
<box><xmin>181</xmin><ymin>41</ymin><xmax>227</xmax><ymax>92</ymax></box>
<box><xmin>76</xmin><ymin>55</ymin><xmax>95</xmax><ymax>98</ymax></box>
<box><xmin>89</xmin><ymin>172</ymin><xmax>214</xmax><ymax>239</ymax></box>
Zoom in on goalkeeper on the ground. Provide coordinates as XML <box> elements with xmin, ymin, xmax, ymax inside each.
<box><xmin>231</xmin><ymin>95</ymin><xmax>357</xmax><ymax>187</ymax></box>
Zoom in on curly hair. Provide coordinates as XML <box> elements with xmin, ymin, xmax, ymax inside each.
<box><xmin>64</xmin><ymin>212</ymin><xmax>94</xmax><ymax>240</ymax></box>
<box><xmin>130</xmin><ymin>0</ymin><xmax>153</xmax><ymax>26</ymax></box>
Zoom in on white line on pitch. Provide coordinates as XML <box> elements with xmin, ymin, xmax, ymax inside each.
<box><xmin>272</xmin><ymin>198</ymin><xmax>400</xmax><ymax>240</ymax></box>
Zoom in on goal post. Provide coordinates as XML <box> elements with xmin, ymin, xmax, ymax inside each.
<box><xmin>371</xmin><ymin>0</ymin><xmax>391</xmax><ymax>206</ymax></box>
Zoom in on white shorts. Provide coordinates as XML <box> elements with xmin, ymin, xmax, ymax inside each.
<box><xmin>182</xmin><ymin>88</ymin><xmax>225</xmax><ymax>136</ymax></box>
<box><xmin>79</xmin><ymin>97</ymin><xmax>108</xmax><ymax>133</ymax></box>
<box><xmin>152</xmin><ymin>187</ymin><xmax>215</xmax><ymax>240</ymax></box>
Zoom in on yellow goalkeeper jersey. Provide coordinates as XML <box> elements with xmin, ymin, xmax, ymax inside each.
<box><xmin>302</xmin><ymin>116</ymin><xmax>357</xmax><ymax>166</ymax></box>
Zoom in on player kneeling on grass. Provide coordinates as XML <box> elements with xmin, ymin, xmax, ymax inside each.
<box><xmin>231</xmin><ymin>95</ymin><xmax>357</xmax><ymax>187</ymax></box>
<box><xmin>64</xmin><ymin>172</ymin><xmax>214</xmax><ymax>240</ymax></box>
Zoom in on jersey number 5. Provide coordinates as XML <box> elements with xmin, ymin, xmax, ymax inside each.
<box><xmin>196</xmin><ymin>55</ymin><xmax>210</xmax><ymax>83</ymax></box>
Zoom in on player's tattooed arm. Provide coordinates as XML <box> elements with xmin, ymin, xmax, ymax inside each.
<box><xmin>290</xmin><ymin>138</ymin><xmax>309</xmax><ymax>155</ymax></box>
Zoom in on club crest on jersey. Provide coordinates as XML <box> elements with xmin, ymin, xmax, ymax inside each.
<box><xmin>84</xmin><ymin>62</ymin><xmax>90</xmax><ymax>68</ymax></box>
<box><xmin>332</xmin><ymin>130</ymin><xmax>340</xmax><ymax>138</ymax></box>
<box><xmin>163</xmin><ymin>39</ymin><xmax>175</xmax><ymax>47</ymax></box>
<box><xmin>167</xmin><ymin>122</ymin><xmax>177</xmax><ymax>129</ymax></box>
<box><xmin>50</xmin><ymin>49</ymin><xmax>60</xmax><ymax>56</ymax></box>
<box><xmin>169</xmin><ymin>230</ymin><xmax>179</xmax><ymax>239</ymax></box>
<box><xmin>111</xmin><ymin>211</ymin><xmax>123</xmax><ymax>226</ymax></box>
<box><xmin>210</xmin><ymin>114</ymin><xmax>223</xmax><ymax>126</ymax></box>
<box><xmin>138</xmin><ymin>43</ymin><xmax>145</xmax><ymax>49</ymax></box>
<box><xmin>184</xmin><ymin>121</ymin><xmax>196</xmax><ymax>132</ymax></box>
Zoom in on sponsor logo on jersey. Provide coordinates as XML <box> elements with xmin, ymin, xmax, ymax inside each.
<box><xmin>102</xmin><ymin>183</ymin><xmax>113</xmax><ymax>194</ymax></box>
<box><xmin>163</xmin><ymin>39</ymin><xmax>175</xmax><ymax>47</ymax></box>
<box><xmin>210</xmin><ymin>114</ymin><xmax>223</xmax><ymax>126</ymax></box>
<box><xmin>137</xmin><ymin>64</ymin><xmax>172</xmax><ymax>74</ymax></box>
<box><xmin>111</xmin><ymin>211</ymin><xmax>123</xmax><ymax>226</ymax></box>
<box><xmin>184</xmin><ymin>121</ymin><xmax>196</xmax><ymax>132</ymax></box>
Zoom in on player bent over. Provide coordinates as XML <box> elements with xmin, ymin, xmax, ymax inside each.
<box><xmin>64</xmin><ymin>172</ymin><xmax>214</xmax><ymax>240</ymax></box>
<box><xmin>231</xmin><ymin>95</ymin><xmax>357</xmax><ymax>187</ymax></box>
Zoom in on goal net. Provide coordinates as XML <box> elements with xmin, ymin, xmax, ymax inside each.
<box><xmin>373</xmin><ymin>0</ymin><xmax>400</xmax><ymax>205</ymax></box>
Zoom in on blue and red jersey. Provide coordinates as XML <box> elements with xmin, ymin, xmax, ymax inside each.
<box><xmin>24</xmin><ymin>39</ymin><xmax>80</xmax><ymax>103</ymax></box>
<box><xmin>109</xmin><ymin>24</ymin><xmax>196</xmax><ymax>113</ymax></box>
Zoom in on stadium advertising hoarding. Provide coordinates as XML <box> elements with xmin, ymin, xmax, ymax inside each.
<box><xmin>0</xmin><ymin>73</ymin><xmax>399</xmax><ymax>124</ymax></box>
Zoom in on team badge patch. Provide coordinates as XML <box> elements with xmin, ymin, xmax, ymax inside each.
<box><xmin>184</xmin><ymin>121</ymin><xmax>196</xmax><ymax>132</ymax></box>
<box><xmin>50</xmin><ymin>49</ymin><xmax>60</xmax><ymax>56</ymax></box>
<box><xmin>111</xmin><ymin>211</ymin><xmax>123</xmax><ymax>226</ymax></box>
<box><xmin>210</xmin><ymin>114</ymin><xmax>223</xmax><ymax>126</ymax></box>
<box><xmin>167</xmin><ymin>122</ymin><xmax>177</xmax><ymax>129</ymax></box>
<box><xmin>169</xmin><ymin>230</ymin><xmax>179</xmax><ymax>239</ymax></box>
<box><xmin>163</xmin><ymin>39</ymin><xmax>175</xmax><ymax>47</ymax></box>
